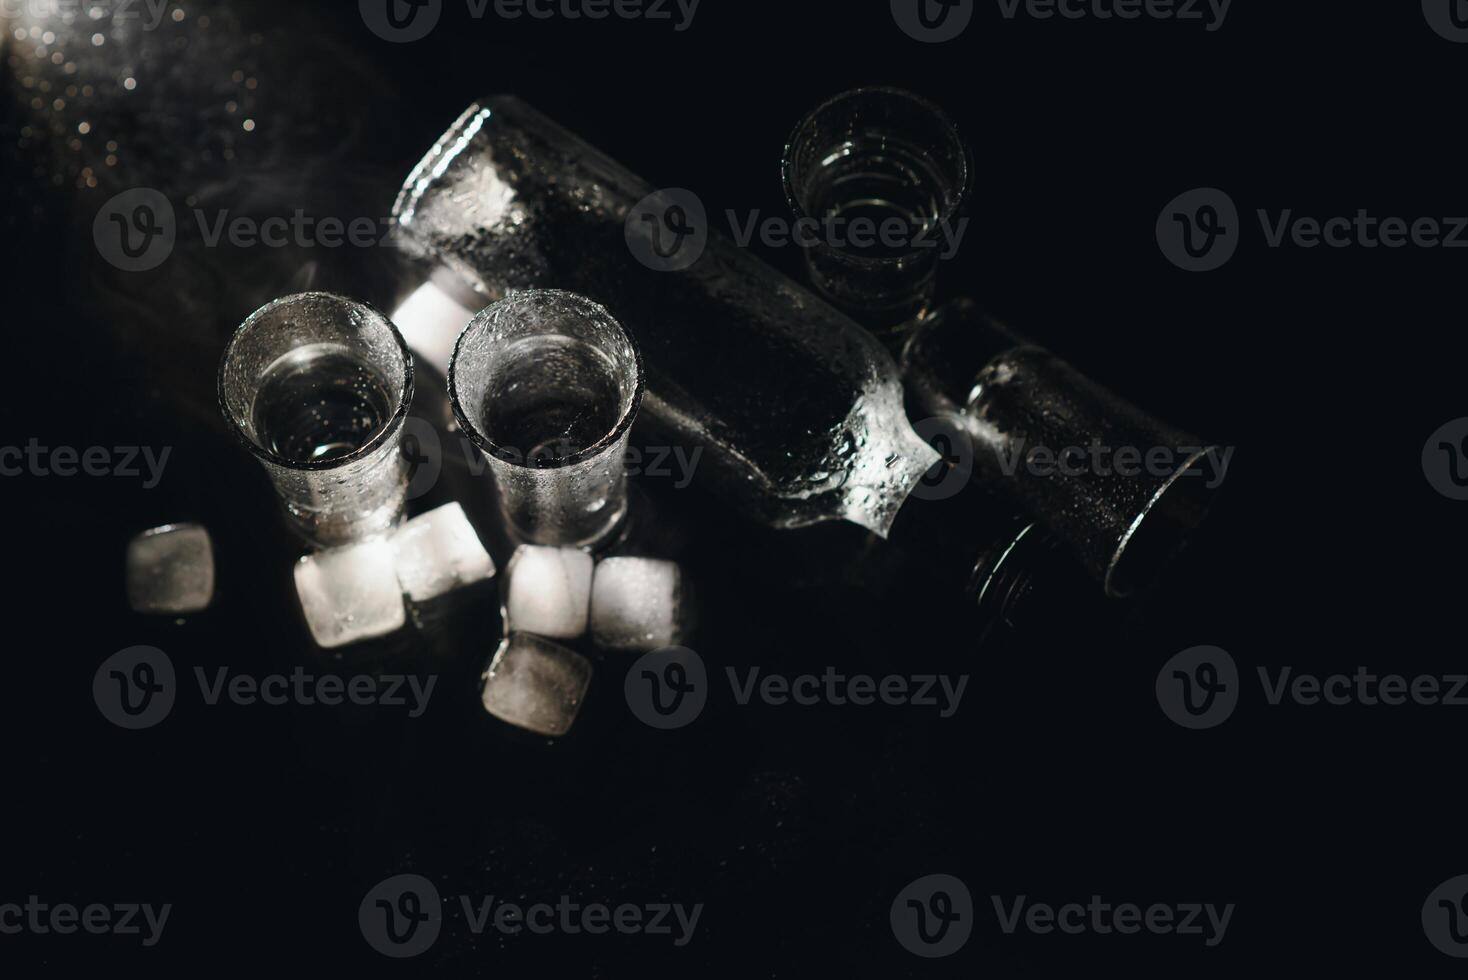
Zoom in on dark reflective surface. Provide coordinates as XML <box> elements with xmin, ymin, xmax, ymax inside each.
<box><xmin>2</xmin><ymin>2</ymin><xmax>1456</xmax><ymax>977</ymax></box>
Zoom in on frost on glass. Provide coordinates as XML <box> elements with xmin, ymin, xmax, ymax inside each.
<box><xmin>393</xmin><ymin>97</ymin><xmax>937</xmax><ymax>537</ymax></box>
<box><xmin>450</xmin><ymin>290</ymin><xmax>641</xmax><ymax>548</ymax></box>
<box><xmin>219</xmin><ymin>292</ymin><xmax>414</xmax><ymax>547</ymax></box>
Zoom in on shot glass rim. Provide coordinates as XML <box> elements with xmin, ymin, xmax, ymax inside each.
<box><xmin>216</xmin><ymin>291</ymin><xmax>416</xmax><ymax>472</ymax></box>
<box><xmin>780</xmin><ymin>86</ymin><xmax>973</xmax><ymax>268</ymax></box>
<box><xmin>447</xmin><ymin>289</ymin><xmax>645</xmax><ymax>471</ymax></box>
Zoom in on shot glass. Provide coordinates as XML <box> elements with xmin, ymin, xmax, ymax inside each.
<box><xmin>782</xmin><ymin>87</ymin><xmax>971</xmax><ymax>335</ymax></box>
<box><xmin>448</xmin><ymin>290</ymin><xmax>643</xmax><ymax>549</ymax></box>
<box><xmin>218</xmin><ymin>292</ymin><xmax>415</xmax><ymax>546</ymax></box>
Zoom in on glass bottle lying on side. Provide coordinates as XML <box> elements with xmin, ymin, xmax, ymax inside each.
<box><xmin>391</xmin><ymin>95</ymin><xmax>938</xmax><ymax>540</ymax></box>
<box><xmin>782</xmin><ymin>88</ymin><xmax>1225</xmax><ymax>597</ymax></box>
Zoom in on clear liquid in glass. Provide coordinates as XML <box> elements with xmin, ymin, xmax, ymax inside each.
<box><xmin>477</xmin><ymin>335</ymin><xmax>623</xmax><ymax>464</ymax></box>
<box><xmin>252</xmin><ymin>343</ymin><xmax>393</xmax><ymax>464</ymax></box>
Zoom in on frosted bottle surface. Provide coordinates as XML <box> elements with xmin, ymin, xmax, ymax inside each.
<box><xmin>392</xmin><ymin>97</ymin><xmax>937</xmax><ymax>537</ymax></box>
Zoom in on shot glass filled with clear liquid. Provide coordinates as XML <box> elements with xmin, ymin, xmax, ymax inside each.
<box><xmin>218</xmin><ymin>292</ymin><xmax>414</xmax><ymax>546</ymax></box>
<box><xmin>449</xmin><ymin>290</ymin><xmax>642</xmax><ymax>548</ymax></box>
<box><xmin>782</xmin><ymin>87</ymin><xmax>971</xmax><ymax>335</ymax></box>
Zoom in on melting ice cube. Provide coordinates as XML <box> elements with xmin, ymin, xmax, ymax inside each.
<box><xmin>390</xmin><ymin>278</ymin><xmax>478</xmax><ymax>378</ymax></box>
<box><xmin>126</xmin><ymin>523</ymin><xmax>215</xmax><ymax>615</ymax></box>
<box><xmin>503</xmin><ymin>545</ymin><xmax>593</xmax><ymax>639</ymax></box>
<box><xmin>390</xmin><ymin>502</ymin><xmax>495</xmax><ymax>602</ymax></box>
<box><xmin>294</xmin><ymin>537</ymin><xmax>406</xmax><ymax>649</ymax></box>
<box><xmin>482</xmin><ymin>632</ymin><xmax>593</xmax><ymax>737</ymax></box>
<box><xmin>590</xmin><ymin>557</ymin><xmax>686</xmax><ymax>651</ymax></box>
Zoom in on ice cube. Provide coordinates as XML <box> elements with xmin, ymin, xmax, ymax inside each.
<box><xmin>590</xmin><ymin>557</ymin><xmax>686</xmax><ymax>651</ymax></box>
<box><xmin>390</xmin><ymin>278</ymin><xmax>477</xmax><ymax>378</ymax></box>
<box><xmin>390</xmin><ymin>502</ymin><xmax>495</xmax><ymax>602</ymax></box>
<box><xmin>294</xmin><ymin>537</ymin><xmax>407</xmax><ymax>648</ymax></box>
<box><xmin>481</xmin><ymin>632</ymin><xmax>593</xmax><ymax>737</ymax></box>
<box><xmin>503</xmin><ymin>545</ymin><xmax>593</xmax><ymax>639</ymax></box>
<box><xmin>126</xmin><ymin>523</ymin><xmax>215</xmax><ymax>614</ymax></box>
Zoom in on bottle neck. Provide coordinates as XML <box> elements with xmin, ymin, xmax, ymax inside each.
<box><xmin>887</xmin><ymin>480</ymin><xmax>1043</xmax><ymax>620</ymax></box>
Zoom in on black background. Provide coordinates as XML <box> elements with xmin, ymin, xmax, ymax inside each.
<box><xmin>2</xmin><ymin>0</ymin><xmax>1463</xmax><ymax>974</ymax></box>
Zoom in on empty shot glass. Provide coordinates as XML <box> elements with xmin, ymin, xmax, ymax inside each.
<box><xmin>449</xmin><ymin>290</ymin><xmax>643</xmax><ymax>549</ymax></box>
<box><xmin>218</xmin><ymin>292</ymin><xmax>415</xmax><ymax>546</ymax></box>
